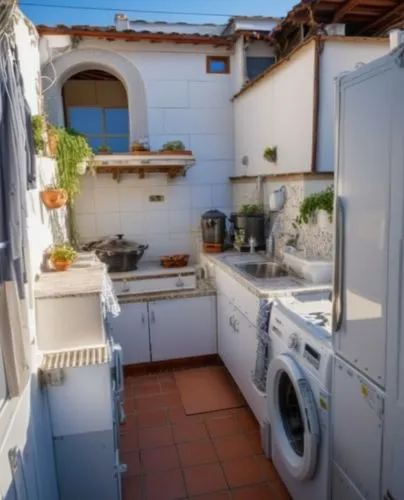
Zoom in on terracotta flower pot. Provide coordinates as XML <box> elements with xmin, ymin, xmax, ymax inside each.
<box><xmin>161</xmin><ymin>150</ymin><xmax>192</xmax><ymax>156</ymax></box>
<box><xmin>40</xmin><ymin>189</ymin><xmax>68</xmax><ymax>209</ymax></box>
<box><xmin>131</xmin><ymin>143</ymin><xmax>146</xmax><ymax>152</ymax></box>
<box><xmin>48</xmin><ymin>133</ymin><xmax>58</xmax><ymax>157</ymax></box>
<box><xmin>51</xmin><ymin>257</ymin><xmax>72</xmax><ymax>272</ymax></box>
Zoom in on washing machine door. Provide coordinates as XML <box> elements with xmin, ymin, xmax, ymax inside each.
<box><xmin>267</xmin><ymin>353</ymin><xmax>320</xmax><ymax>481</ymax></box>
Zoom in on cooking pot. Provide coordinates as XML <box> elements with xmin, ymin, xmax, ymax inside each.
<box><xmin>82</xmin><ymin>234</ymin><xmax>149</xmax><ymax>272</ymax></box>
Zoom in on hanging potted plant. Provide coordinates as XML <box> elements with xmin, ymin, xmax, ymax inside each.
<box><xmin>263</xmin><ymin>146</ymin><xmax>277</xmax><ymax>163</ymax></box>
<box><xmin>47</xmin><ymin>124</ymin><xmax>59</xmax><ymax>157</ymax></box>
<box><xmin>297</xmin><ymin>185</ymin><xmax>334</xmax><ymax>226</ymax></box>
<box><xmin>160</xmin><ymin>140</ymin><xmax>192</xmax><ymax>156</ymax></box>
<box><xmin>50</xmin><ymin>244</ymin><xmax>77</xmax><ymax>272</ymax></box>
<box><xmin>97</xmin><ymin>144</ymin><xmax>112</xmax><ymax>155</ymax></box>
<box><xmin>40</xmin><ymin>184</ymin><xmax>68</xmax><ymax>209</ymax></box>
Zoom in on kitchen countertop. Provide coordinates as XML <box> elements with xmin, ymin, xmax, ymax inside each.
<box><xmin>117</xmin><ymin>279</ymin><xmax>215</xmax><ymax>303</ymax></box>
<box><xmin>201</xmin><ymin>251</ymin><xmax>331</xmax><ymax>299</ymax></box>
<box><xmin>34</xmin><ymin>253</ymin><xmax>107</xmax><ymax>299</ymax></box>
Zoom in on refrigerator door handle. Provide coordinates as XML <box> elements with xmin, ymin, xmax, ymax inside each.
<box><xmin>332</xmin><ymin>196</ymin><xmax>344</xmax><ymax>332</ymax></box>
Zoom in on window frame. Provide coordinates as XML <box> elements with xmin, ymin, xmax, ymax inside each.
<box><xmin>67</xmin><ymin>105</ymin><xmax>130</xmax><ymax>153</ymax></box>
<box><xmin>246</xmin><ymin>55</ymin><xmax>276</xmax><ymax>81</ymax></box>
<box><xmin>206</xmin><ymin>56</ymin><xmax>230</xmax><ymax>75</ymax></box>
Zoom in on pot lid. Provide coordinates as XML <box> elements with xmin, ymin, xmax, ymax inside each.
<box><xmin>87</xmin><ymin>234</ymin><xmax>145</xmax><ymax>253</ymax></box>
<box><xmin>201</xmin><ymin>210</ymin><xmax>226</xmax><ymax>219</ymax></box>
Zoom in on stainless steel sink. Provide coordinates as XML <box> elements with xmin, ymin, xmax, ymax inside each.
<box><xmin>235</xmin><ymin>262</ymin><xmax>288</xmax><ymax>279</ymax></box>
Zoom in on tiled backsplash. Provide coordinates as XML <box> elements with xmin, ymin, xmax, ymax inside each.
<box><xmin>233</xmin><ymin>178</ymin><xmax>334</xmax><ymax>259</ymax></box>
<box><xmin>75</xmin><ymin>169</ymin><xmax>232</xmax><ymax>260</ymax></box>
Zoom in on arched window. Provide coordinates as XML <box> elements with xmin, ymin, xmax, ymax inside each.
<box><xmin>63</xmin><ymin>69</ymin><xmax>129</xmax><ymax>153</ymax></box>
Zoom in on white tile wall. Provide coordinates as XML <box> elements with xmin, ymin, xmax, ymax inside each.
<box><xmin>73</xmin><ymin>46</ymin><xmax>235</xmax><ymax>258</ymax></box>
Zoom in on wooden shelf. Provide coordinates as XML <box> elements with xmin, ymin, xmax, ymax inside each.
<box><xmin>93</xmin><ymin>153</ymin><xmax>195</xmax><ymax>182</ymax></box>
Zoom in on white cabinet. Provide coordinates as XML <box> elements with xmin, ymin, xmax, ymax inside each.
<box><xmin>110</xmin><ymin>302</ymin><xmax>150</xmax><ymax>365</ymax></box>
<box><xmin>149</xmin><ymin>296</ymin><xmax>217</xmax><ymax>361</ymax></box>
<box><xmin>217</xmin><ymin>292</ymin><xmax>237</xmax><ymax>381</ymax></box>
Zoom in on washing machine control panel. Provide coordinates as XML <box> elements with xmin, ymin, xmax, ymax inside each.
<box><xmin>303</xmin><ymin>343</ymin><xmax>321</xmax><ymax>370</ymax></box>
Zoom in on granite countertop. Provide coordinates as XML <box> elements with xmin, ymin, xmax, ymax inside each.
<box><xmin>117</xmin><ymin>279</ymin><xmax>215</xmax><ymax>303</ymax></box>
<box><xmin>202</xmin><ymin>251</ymin><xmax>331</xmax><ymax>299</ymax></box>
<box><xmin>35</xmin><ymin>253</ymin><xmax>107</xmax><ymax>299</ymax></box>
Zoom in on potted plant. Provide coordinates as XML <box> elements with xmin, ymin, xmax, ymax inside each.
<box><xmin>130</xmin><ymin>140</ymin><xmax>146</xmax><ymax>153</ymax></box>
<box><xmin>50</xmin><ymin>244</ymin><xmax>77</xmax><ymax>272</ymax></box>
<box><xmin>40</xmin><ymin>184</ymin><xmax>68</xmax><ymax>209</ymax></box>
<box><xmin>297</xmin><ymin>185</ymin><xmax>334</xmax><ymax>226</ymax></box>
<box><xmin>233</xmin><ymin>204</ymin><xmax>266</xmax><ymax>250</ymax></box>
<box><xmin>32</xmin><ymin>114</ymin><xmax>45</xmax><ymax>155</ymax></box>
<box><xmin>264</xmin><ymin>146</ymin><xmax>277</xmax><ymax>163</ymax></box>
<box><xmin>97</xmin><ymin>144</ymin><xmax>112</xmax><ymax>155</ymax></box>
<box><xmin>160</xmin><ymin>140</ymin><xmax>192</xmax><ymax>156</ymax></box>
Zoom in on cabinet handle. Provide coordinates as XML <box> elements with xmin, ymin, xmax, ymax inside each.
<box><xmin>229</xmin><ymin>315</ymin><xmax>234</xmax><ymax>329</ymax></box>
<box><xmin>176</xmin><ymin>278</ymin><xmax>184</xmax><ymax>288</ymax></box>
<box><xmin>150</xmin><ymin>310</ymin><xmax>156</xmax><ymax>324</ymax></box>
<box><xmin>141</xmin><ymin>313</ymin><xmax>145</xmax><ymax>326</ymax></box>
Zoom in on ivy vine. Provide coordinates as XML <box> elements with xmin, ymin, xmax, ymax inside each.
<box><xmin>53</xmin><ymin>127</ymin><xmax>93</xmax><ymax>244</ymax></box>
<box><xmin>297</xmin><ymin>185</ymin><xmax>334</xmax><ymax>225</ymax></box>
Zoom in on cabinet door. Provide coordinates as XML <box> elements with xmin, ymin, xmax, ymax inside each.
<box><xmin>149</xmin><ymin>296</ymin><xmax>217</xmax><ymax>361</ymax></box>
<box><xmin>217</xmin><ymin>292</ymin><xmax>237</xmax><ymax>380</ymax></box>
<box><xmin>110</xmin><ymin>302</ymin><xmax>150</xmax><ymax>365</ymax></box>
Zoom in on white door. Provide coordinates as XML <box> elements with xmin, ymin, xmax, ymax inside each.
<box><xmin>333</xmin><ymin>59</ymin><xmax>397</xmax><ymax>386</ymax></box>
<box><xmin>149</xmin><ymin>296</ymin><xmax>217</xmax><ymax>361</ymax></box>
<box><xmin>110</xmin><ymin>302</ymin><xmax>150</xmax><ymax>365</ymax></box>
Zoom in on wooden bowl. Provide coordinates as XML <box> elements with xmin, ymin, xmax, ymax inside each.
<box><xmin>160</xmin><ymin>254</ymin><xmax>190</xmax><ymax>268</ymax></box>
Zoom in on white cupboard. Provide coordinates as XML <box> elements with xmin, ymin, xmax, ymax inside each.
<box><xmin>110</xmin><ymin>302</ymin><xmax>150</xmax><ymax>365</ymax></box>
<box><xmin>149</xmin><ymin>296</ymin><xmax>217</xmax><ymax>361</ymax></box>
<box><xmin>111</xmin><ymin>296</ymin><xmax>217</xmax><ymax>365</ymax></box>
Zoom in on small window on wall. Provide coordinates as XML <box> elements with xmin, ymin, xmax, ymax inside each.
<box><xmin>246</xmin><ymin>56</ymin><xmax>276</xmax><ymax>81</ymax></box>
<box><xmin>206</xmin><ymin>56</ymin><xmax>230</xmax><ymax>74</ymax></box>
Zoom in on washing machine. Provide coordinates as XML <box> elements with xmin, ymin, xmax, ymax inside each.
<box><xmin>266</xmin><ymin>299</ymin><xmax>333</xmax><ymax>500</ymax></box>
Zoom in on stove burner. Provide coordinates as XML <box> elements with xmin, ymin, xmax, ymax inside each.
<box><xmin>302</xmin><ymin>311</ymin><xmax>329</xmax><ymax>327</ymax></box>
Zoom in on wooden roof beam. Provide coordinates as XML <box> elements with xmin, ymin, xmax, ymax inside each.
<box><xmin>357</xmin><ymin>2</ymin><xmax>404</xmax><ymax>34</ymax></box>
<box><xmin>333</xmin><ymin>0</ymin><xmax>362</xmax><ymax>22</ymax></box>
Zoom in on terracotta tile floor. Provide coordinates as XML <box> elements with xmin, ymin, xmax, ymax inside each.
<box><xmin>121</xmin><ymin>367</ymin><xmax>291</xmax><ymax>500</ymax></box>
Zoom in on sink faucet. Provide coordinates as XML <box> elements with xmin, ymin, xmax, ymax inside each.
<box><xmin>249</xmin><ymin>237</ymin><xmax>256</xmax><ymax>254</ymax></box>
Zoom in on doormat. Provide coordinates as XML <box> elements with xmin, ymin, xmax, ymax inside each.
<box><xmin>174</xmin><ymin>366</ymin><xmax>245</xmax><ymax>415</ymax></box>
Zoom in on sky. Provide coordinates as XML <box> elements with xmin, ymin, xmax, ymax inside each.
<box><xmin>20</xmin><ymin>0</ymin><xmax>297</xmax><ymax>26</ymax></box>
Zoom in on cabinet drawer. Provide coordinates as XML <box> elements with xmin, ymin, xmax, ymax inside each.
<box><xmin>113</xmin><ymin>274</ymin><xmax>196</xmax><ymax>296</ymax></box>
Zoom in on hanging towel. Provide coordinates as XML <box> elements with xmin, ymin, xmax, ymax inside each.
<box><xmin>252</xmin><ymin>299</ymin><xmax>273</xmax><ymax>393</ymax></box>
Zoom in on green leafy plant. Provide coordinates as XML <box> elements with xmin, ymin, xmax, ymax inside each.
<box><xmin>297</xmin><ymin>185</ymin><xmax>334</xmax><ymax>225</ymax></box>
<box><xmin>32</xmin><ymin>115</ymin><xmax>45</xmax><ymax>154</ymax></box>
<box><xmin>50</xmin><ymin>244</ymin><xmax>77</xmax><ymax>262</ymax></box>
<box><xmin>239</xmin><ymin>204</ymin><xmax>264</xmax><ymax>215</ymax></box>
<box><xmin>161</xmin><ymin>140</ymin><xmax>185</xmax><ymax>151</ymax></box>
<box><xmin>264</xmin><ymin>146</ymin><xmax>277</xmax><ymax>163</ymax></box>
<box><xmin>97</xmin><ymin>144</ymin><xmax>112</xmax><ymax>153</ymax></box>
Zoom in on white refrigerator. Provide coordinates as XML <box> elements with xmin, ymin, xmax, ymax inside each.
<box><xmin>331</xmin><ymin>47</ymin><xmax>404</xmax><ymax>500</ymax></box>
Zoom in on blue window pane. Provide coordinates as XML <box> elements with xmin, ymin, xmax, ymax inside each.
<box><xmin>69</xmin><ymin>107</ymin><xmax>103</xmax><ymax>135</ymax></box>
<box><xmin>209</xmin><ymin>59</ymin><xmax>227</xmax><ymax>73</ymax></box>
<box><xmin>246</xmin><ymin>57</ymin><xmax>276</xmax><ymax>80</ymax></box>
<box><xmin>106</xmin><ymin>137</ymin><xmax>129</xmax><ymax>153</ymax></box>
<box><xmin>87</xmin><ymin>137</ymin><xmax>103</xmax><ymax>152</ymax></box>
<box><xmin>105</xmin><ymin>108</ymin><xmax>129</xmax><ymax>135</ymax></box>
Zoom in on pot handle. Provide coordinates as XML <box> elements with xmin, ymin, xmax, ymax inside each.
<box><xmin>138</xmin><ymin>244</ymin><xmax>149</xmax><ymax>252</ymax></box>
